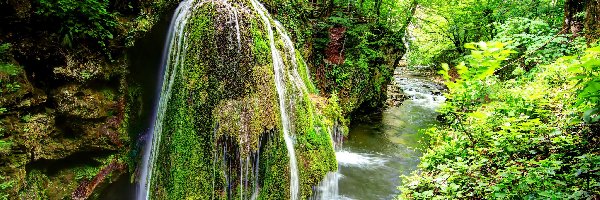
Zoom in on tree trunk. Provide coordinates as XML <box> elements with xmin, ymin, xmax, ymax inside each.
<box><xmin>563</xmin><ymin>0</ymin><xmax>586</xmax><ymax>37</ymax></box>
<box><xmin>585</xmin><ymin>0</ymin><xmax>600</xmax><ymax>43</ymax></box>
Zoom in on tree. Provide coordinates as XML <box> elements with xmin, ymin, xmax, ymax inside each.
<box><xmin>563</xmin><ymin>0</ymin><xmax>586</xmax><ymax>37</ymax></box>
<box><xmin>585</xmin><ymin>0</ymin><xmax>600</xmax><ymax>42</ymax></box>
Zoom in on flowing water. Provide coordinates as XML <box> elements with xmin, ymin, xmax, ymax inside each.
<box><xmin>314</xmin><ymin>73</ymin><xmax>445</xmax><ymax>200</ymax></box>
<box><xmin>250</xmin><ymin>0</ymin><xmax>301</xmax><ymax>199</ymax></box>
<box><xmin>125</xmin><ymin>0</ymin><xmax>443</xmax><ymax>199</ymax></box>
<box><xmin>135</xmin><ymin>0</ymin><xmax>305</xmax><ymax>199</ymax></box>
<box><xmin>137</xmin><ymin>0</ymin><xmax>200</xmax><ymax>199</ymax></box>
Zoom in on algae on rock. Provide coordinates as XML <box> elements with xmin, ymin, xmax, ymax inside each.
<box><xmin>145</xmin><ymin>0</ymin><xmax>339</xmax><ymax>199</ymax></box>
<box><xmin>0</xmin><ymin>0</ymin><xmax>181</xmax><ymax>198</ymax></box>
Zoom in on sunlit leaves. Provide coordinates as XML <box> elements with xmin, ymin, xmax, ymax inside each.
<box><xmin>563</xmin><ymin>46</ymin><xmax>600</xmax><ymax>123</ymax></box>
<box><xmin>401</xmin><ymin>42</ymin><xmax>600</xmax><ymax>199</ymax></box>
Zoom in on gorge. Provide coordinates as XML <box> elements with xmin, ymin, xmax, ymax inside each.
<box><xmin>1</xmin><ymin>0</ymin><xmax>599</xmax><ymax>199</ymax></box>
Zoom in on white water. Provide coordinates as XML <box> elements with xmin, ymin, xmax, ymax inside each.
<box><xmin>274</xmin><ymin>21</ymin><xmax>309</xmax><ymax>94</ymax></box>
<box><xmin>394</xmin><ymin>77</ymin><xmax>446</xmax><ymax>109</ymax></box>
<box><xmin>336</xmin><ymin>151</ymin><xmax>387</xmax><ymax>167</ymax></box>
<box><xmin>139</xmin><ymin>0</ymin><xmax>317</xmax><ymax>199</ymax></box>
<box><xmin>137</xmin><ymin>0</ymin><xmax>206</xmax><ymax>199</ymax></box>
<box><xmin>312</xmin><ymin>72</ymin><xmax>446</xmax><ymax>199</ymax></box>
<box><xmin>250</xmin><ymin>0</ymin><xmax>300</xmax><ymax>199</ymax></box>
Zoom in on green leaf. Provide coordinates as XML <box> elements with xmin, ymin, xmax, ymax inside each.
<box><xmin>465</xmin><ymin>43</ymin><xmax>476</xmax><ymax>50</ymax></box>
<box><xmin>583</xmin><ymin>108</ymin><xmax>600</xmax><ymax>123</ymax></box>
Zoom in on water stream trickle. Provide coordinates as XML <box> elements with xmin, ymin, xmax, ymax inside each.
<box><xmin>250</xmin><ymin>0</ymin><xmax>300</xmax><ymax>199</ymax></box>
<box><xmin>141</xmin><ymin>0</ymin><xmax>309</xmax><ymax>199</ymax></box>
<box><xmin>313</xmin><ymin>72</ymin><xmax>445</xmax><ymax>200</ymax></box>
<box><xmin>137</xmin><ymin>0</ymin><xmax>203</xmax><ymax>199</ymax></box>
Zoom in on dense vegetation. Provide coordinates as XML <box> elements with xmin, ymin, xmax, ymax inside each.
<box><xmin>0</xmin><ymin>0</ymin><xmax>181</xmax><ymax>198</ymax></box>
<box><xmin>398</xmin><ymin>0</ymin><xmax>600</xmax><ymax>199</ymax></box>
<box><xmin>1</xmin><ymin>0</ymin><xmax>599</xmax><ymax>199</ymax></box>
<box><xmin>260</xmin><ymin>0</ymin><xmax>418</xmax><ymax>115</ymax></box>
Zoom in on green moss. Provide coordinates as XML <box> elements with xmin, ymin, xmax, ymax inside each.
<box><xmin>259</xmin><ymin>135</ymin><xmax>290</xmax><ymax>199</ymax></box>
<box><xmin>251</xmin><ymin>17</ymin><xmax>271</xmax><ymax>66</ymax></box>
<box><xmin>149</xmin><ymin>1</ymin><xmax>341</xmax><ymax>199</ymax></box>
<box><xmin>292</xmin><ymin>92</ymin><xmax>338</xmax><ymax>199</ymax></box>
<box><xmin>296</xmin><ymin>51</ymin><xmax>318</xmax><ymax>94</ymax></box>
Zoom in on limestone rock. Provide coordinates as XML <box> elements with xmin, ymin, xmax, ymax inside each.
<box><xmin>52</xmin><ymin>84</ymin><xmax>115</xmax><ymax>119</ymax></box>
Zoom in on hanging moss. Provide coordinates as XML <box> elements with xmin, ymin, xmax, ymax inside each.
<box><xmin>149</xmin><ymin>0</ymin><xmax>339</xmax><ymax>199</ymax></box>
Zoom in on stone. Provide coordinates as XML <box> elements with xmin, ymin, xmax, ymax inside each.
<box><xmin>51</xmin><ymin>84</ymin><xmax>115</xmax><ymax>119</ymax></box>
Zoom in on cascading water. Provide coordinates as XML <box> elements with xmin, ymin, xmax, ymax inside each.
<box><xmin>138</xmin><ymin>0</ymin><xmax>318</xmax><ymax>199</ymax></box>
<box><xmin>250</xmin><ymin>0</ymin><xmax>300</xmax><ymax>199</ymax></box>
<box><xmin>312</xmin><ymin>68</ymin><xmax>446</xmax><ymax>199</ymax></box>
<box><xmin>274</xmin><ymin>21</ymin><xmax>309</xmax><ymax>94</ymax></box>
<box><xmin>137</xmin><ymin>0</ymin><xmax>202</xmax><ymax>199</ymax></box>
<box><xmin>311</xmin><ymin>125</ymin><xmax>344</xmax><ymax>200</ymax></box>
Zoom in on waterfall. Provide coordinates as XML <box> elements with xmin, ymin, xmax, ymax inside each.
<box><xmin>138</xmin><ymin>0</ymin><xmax>323</xmax><ymax>199</ymax></box>
<box><xmin>250</xmin><ymin>0</ymin><xmax>300</xmax><ymax>199</ymax></box>
<box><xmin>137</xmin><ymin>0</ymin><xmax>202</xmax><ymax>199</ymax></box>
<box><xmin>274</xmin><ymin>21</ymin><xmax>309</xmax><ymax>94</ymax></box>
<box><xmin>311</xmin><ymin>125</ymin><xmax>344</xmax><ymax>200</ymax></box>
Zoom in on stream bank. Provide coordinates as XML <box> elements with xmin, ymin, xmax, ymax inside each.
<box><xmin>314</xmin><ymin>66</ymin><xmax>446</xmax><ymax>199</ymax></box>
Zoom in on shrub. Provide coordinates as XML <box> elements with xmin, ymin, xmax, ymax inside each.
<box><xmin>36</xmin><ymin>0</ymin><xmax>117</xmax><ymax>47</ymax></box>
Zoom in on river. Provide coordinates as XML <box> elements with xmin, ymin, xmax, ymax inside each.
<box><xmin>316</xmin><ymin>71</ymin><xmax>446</xmax><ymax>200</ymax></box>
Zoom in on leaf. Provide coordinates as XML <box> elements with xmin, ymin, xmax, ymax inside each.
<box><xmin>583</xmin><ymin>108</ymin><xmax>600</xmax><ymax>123</ymax></box>
<box><xmin>585</xmin><ymin>46</ymin><xmax>600</xmax><ymax>53</ymax></box>
<box><xmin>465</xmin><ymin>43</ymin><xmax>476</xmax><ymax>50</ymax></box>
<box><xmin>478</xmin><ymin>41</ymin><xmax>488</xmax><ymax>50</ymax></box>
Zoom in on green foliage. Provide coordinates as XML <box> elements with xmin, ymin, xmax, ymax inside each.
<box><xmin>565</xmin><ymin>46</ymin><xmax>600</xmax><ymax>123</ymax></box>
<box><xmin>35</xmin><ymin>0</ymin><xmax>117</xmax><ymax>47</ymax></box>
<box><xmin>316</xmin><ymin>20</ymin><xmax>394</xmax><ymax>112</ymax></box>
<box><xmin>323</xmin><ymin>94</ymin><xmax>343</xmax><ymax>123</ymax></box>
<box><xmin>408</xmin><ymin>0</ymin><xmax>565</xmax><ymax>66</ymax></box>
<box><xmin>0</xmin><ymin>175</ymin><xmax>16</xmax><ymax>200</ymax></box>
<box><xmin>0</xmin><ymin>140</ymin><xmax>11</xmax><ymax>155</ymax></box>
<box><xmin>0</xmin><ymin>43</ymin><xmax>11</xmax><ymax>62</ymax></box>
<box><xmin>73</xmin><ymin>165</ymin><xmax>99</xmax><ymax>181</ymax></box>
<box><xmin>0</xmin><ymin>57</ymin><xmax>23</xmax><ymax>95</ymax></box>
<box><xmin>0</xmin><ymin>64</ymin><xmax>20</xmax><ymax>77</ymax></box>
<box><xmin>439</xmin><ymin>42</ymin><xmax>515</xmax><ymax>115</ymax></box>
<box><xmin>494</xmin><ymin>17</ymin><xmax>587</xmax><ymax>71</ymax></box>
<box><xmin>400</xmin><ymin>42</ymin><xmax>600</xmax><ymax>199</ymax></box>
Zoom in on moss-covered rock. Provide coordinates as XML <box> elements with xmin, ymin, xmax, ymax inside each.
<box><xmin>51</xmin><ymin>84</ymin><xmax>115</xmax><ymax>119</ymax></box>
<box><xmin>0</xmin><ymin>64</ymin><xmax>35</xmax><ymax>108</ymax></box>
<box><xmin>147</xmin><ymin>0</ymin><xmax>339</xmax><ymax>199</ymax></box>
<box><xmin>0</xmin><ymin>0</ymin><xmax>181</xmax><ymax>198</ymax></box>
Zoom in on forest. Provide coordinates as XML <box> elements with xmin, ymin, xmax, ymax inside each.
<box><xmin>0</xmin><ymin>0</ymin><xmax>598</xmax><ymax>199</ymax></box>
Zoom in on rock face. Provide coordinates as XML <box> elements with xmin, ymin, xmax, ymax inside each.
<box><xmin>145</xmin><ymin>1</ymin><xmax>338</xmax><ymax>199</ymax></box>
<box><xmin>0</xmin><ymin>0</ymin><xmax>385</xmax><ymax>199</ymax></box>
<box><xmin>0</xmin><ymin>0</ymin><xmax>180</xmax><ymax>198</ymax></box>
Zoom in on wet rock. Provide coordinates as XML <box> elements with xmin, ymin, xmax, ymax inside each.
<box><xmin>0</xmin><ymin>64</ymin><xmax>35</xmax><ymax>108</ymax></box>
<box><xmin>14</xmin><ymin>88</ymin><xmax>47</xmax><ymax>109</ymax></box>
<box><xmin>52</xmin><ymin>54</ymin><xmax>125</xmax><ymax>83</ymax></box>
<box><xmin>52</xmin><ymin>84</ymin><xmax>115</xmax><ymax>119</ymax></box>
<box><xmin>5</xmin><ymin>111</ymin><xmax>119</xmax><ymax>163</ymax></box>
<box><xmin>386</xmin><ymin>66</ymin><xmax>446</xmax><ymax>107</ymax></box>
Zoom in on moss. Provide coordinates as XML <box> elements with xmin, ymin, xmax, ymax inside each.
<box><xmin>258</xmin><ymin>134</ymin><xmax>290</xmax><ymax>199</ymax></box>
<box><xmin>148</xmin><ymin>1</ymin><xmax>340</xmax><ymax>199</ymax></box>
<box><xmin>51</xmin><ymin>84</ymin><xmax>115</xmax><ymax>119</ymax></box>
<box><xmin>0</xmin><ymin>64</ymin><xmax>34</xmax><ymax>108</ymax></box>
<box><xmin>296</xmin><ymin>51</ymin><xmax>318</xmax><ymax>94</ymax></box>
<box><xmin>15</xmin><ymin>154</ymin><xmax>115</xmax><ymax>200</ymax></box>
<box><xmin>251</xmin><ymin>18</ymin><xmax>271</xmax><ymax>66</ymax></box>
<box><xmin>0</xmin><ymin>0</ymin><xmax>183</xmax><ymax>198</ymax></box>
<box><xmin>292</xmin><ymin>92</ymin><xmax>338</xmax><ymax>199</ymax></box>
